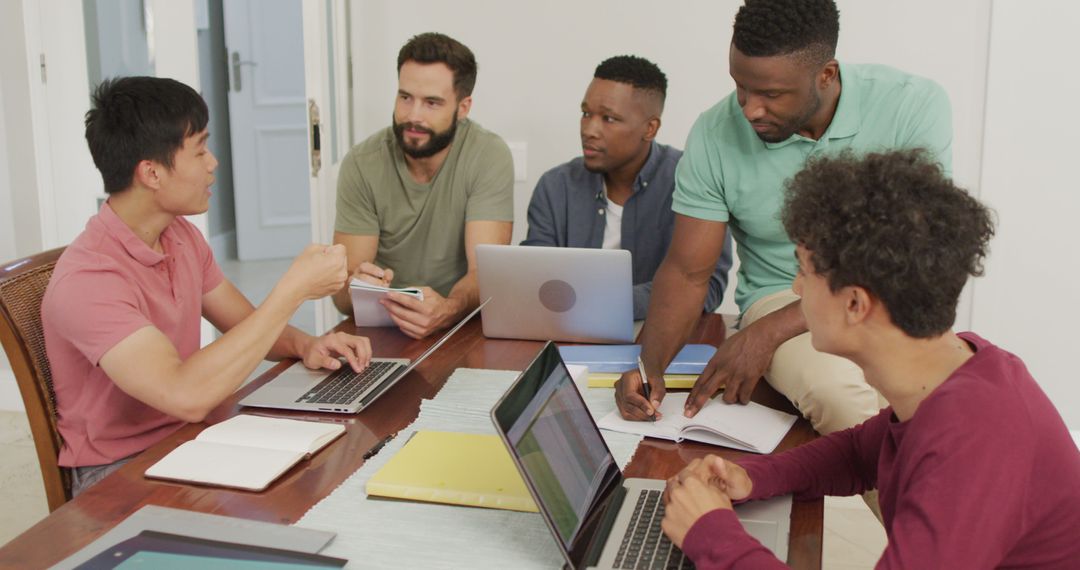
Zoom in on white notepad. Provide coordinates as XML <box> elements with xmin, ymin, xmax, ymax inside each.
<box><xmin>145</xmin><ymin>415</ymin><xmax>345</xmax><ymax>491</ymax></box>
<box><xmin>349</xmin><ymin>280</ymin><xmax>424</xmax><ymax>327</ymax></box>
<box><xmin>597</xmin><ymin>393</ymin><xmax>797</xmax><ymax>454</ymax></box>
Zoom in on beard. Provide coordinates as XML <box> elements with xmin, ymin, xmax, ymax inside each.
<box><xmin>752</xmin><ymin>88</ymin><xmax>822</xmax><ymax>143</ymax></box>
<box><xmin>392</xmin><ymin>111</ymin><xmax>458</xmax><ymax>159</ymax></box>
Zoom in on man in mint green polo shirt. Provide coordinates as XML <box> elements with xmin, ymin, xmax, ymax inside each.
<box><xmin>617</xmin><ymin>0</ymin><xmax>951</xmax><ymax>441</ymax></box>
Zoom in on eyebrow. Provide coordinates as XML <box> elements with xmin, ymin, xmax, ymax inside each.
<box><xmin>198</xmin><ymin>132</ymin><xmax>210</xmax><ymax>144</ymax></box>
<box><xmin>399</xmin><ymin>89</ymin><xmax>446</xmax><ymax>104</ymax></box>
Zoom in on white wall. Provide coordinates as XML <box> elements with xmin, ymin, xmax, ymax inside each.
<box><xmin>0</xmin><ymin>65</ymin><xmax>22</xmax><ymax>412</ymax></box>
<box><xmin>0</xmin><ymin>0</ymin><xmax>41</xmax><ymax>412</ymax></box>
<box><xmin>347</xmin><ymin>0</ymin><xmax>991</xmax><ymax>317</ymax></box>
<box><xmin>972</xmin><ymin>0</ymin><xmax>1080</xmax><ymax>428</ymax></box>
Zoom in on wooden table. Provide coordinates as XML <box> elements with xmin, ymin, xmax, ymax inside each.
<box><xmin>0</xmin><ymin>314</ymin><xmax>821</xmax><ymax>569</ymax></box>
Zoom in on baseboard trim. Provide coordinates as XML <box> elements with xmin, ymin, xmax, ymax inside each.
<box><xmin>0</xmin><ymin>370</ymin><xmax>25</xmax><ymax>412</ymax></box>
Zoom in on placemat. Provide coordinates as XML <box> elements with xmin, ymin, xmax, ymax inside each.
<box><xmin>296</xmin><ymin>368</ymin><xmax>641</xmax><ymax>569</ymax></box>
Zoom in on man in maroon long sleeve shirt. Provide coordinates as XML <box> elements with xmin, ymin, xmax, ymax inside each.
<box><xmin>661</xmin><ymin>150</ymin><xmax>1080</xmax><ymax>568</ymax></box>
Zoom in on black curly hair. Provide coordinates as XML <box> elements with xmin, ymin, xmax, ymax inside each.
<box><xmin>781</xmin><ymin>149</ymin><xmax>995</xmax><ymax>338</ymax></box>
<box><xmin>733</xmin><ymin>0</ymin><xmax>839</xmax><ymax>66</ymax></box>
<box><xmin>398</xmin><ymin>32</ymin><xmax>477</xmax><ymax>101</ymax></box>
<box><xmin>594</xmin><ymin>55</ymin><xmax>667</xmax><ymax>108</ymax></box>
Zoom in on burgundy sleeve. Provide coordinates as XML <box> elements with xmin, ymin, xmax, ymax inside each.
<box><xmin>681</xmin><ymin>509</ymin><xmax>788</xmax><ymax>569</ymax></box>
<box><xmin>874</xmin><ymin>398</ymin><xmax>1030</xmax><ymax>568</ymax></box>
<box><xmin>739</xmin><ymin>410</ymin><xmax>890</xmax><ymax>501</ymax></box>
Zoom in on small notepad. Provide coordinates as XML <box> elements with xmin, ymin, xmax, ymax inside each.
<box><xmin>349</xmin><ymin>280</ymin><xmax>424</xmax><ymax>327</ymax></box>
<box><xmin>597</xmin><ymin>393</ymin><xmax>797</xmax><ymax>454</ymax></box>
<box><xmin>366</xmin><ymin>430</ymin><xmax>537</xmax><ymax>512</ymax></box>
<box><xmin>145</xmin><ymin>415</ymin><xmax>345</xmax><ymax>491</ymax></box>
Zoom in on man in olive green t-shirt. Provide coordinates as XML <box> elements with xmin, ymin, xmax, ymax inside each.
<box><xmin>332</xmin><ymin>33</ymin><xmax>513</xmax><ymax>339</ymax></box>
<box><xmin>617</xmin><ymin>0</ymin><xmax>952</xmax><ymax>441</ymax></box>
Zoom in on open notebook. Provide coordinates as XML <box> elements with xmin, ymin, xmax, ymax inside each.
<box><xmin>597</xmin><ymin>393</ymin><xmax>797</xmax><ymax>454</ymax></box>
<box><xmin>145</xmin><ymin>415</ymin><xmax>344</xmax><ymax>491</ymax></box>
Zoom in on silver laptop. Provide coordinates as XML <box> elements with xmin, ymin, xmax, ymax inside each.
<box><xmin>477</xmin><ymin>245</ymin><xmax>634</xmax><ymax>344</ymax></box>
<box><xmin>240</xmin><ymin>300</ymin><xmax>487</xmax><ymax>414</ymax></box>
<box><xmin>492</xmin><ymin>342</ymin><xmax>792</xmax><ymax>570</ymax></box>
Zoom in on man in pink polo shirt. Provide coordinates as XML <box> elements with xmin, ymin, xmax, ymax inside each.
<box><xmin>660</xmin><ymin>150</ymin><xmax>1080</xmax><ymax>568</ymax></box>
<box><xmin>42</xmin><ymin>76</ymin><xmax>373</xmax><ymax>496</ymax></box>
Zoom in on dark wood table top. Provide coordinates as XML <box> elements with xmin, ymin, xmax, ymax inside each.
<box><xmin>0</xmin><ymin>314</ymin><xmax>821</xmax><ymax>569</ymax></box>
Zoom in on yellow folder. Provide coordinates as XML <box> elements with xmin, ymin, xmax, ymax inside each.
<box><xmin>365</xmin><ymin>430</ymin><xmax>538</xmax><ymax>513</ymax></box>
<box><xmin>586</xmin><ymin>373</ymin><xmax>699</xmax><ymax>389</ymax></box>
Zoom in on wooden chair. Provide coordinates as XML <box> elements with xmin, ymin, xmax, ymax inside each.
<box><xmin>0</xmin><ymin>247</ymin><xmax>69</xmax><ymax>511</ymax></box>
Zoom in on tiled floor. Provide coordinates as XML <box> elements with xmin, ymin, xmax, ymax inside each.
<box><xmin>0</xmin><ymin>411</ymin><xmax>49</xmax><ymax>547</ymax></box>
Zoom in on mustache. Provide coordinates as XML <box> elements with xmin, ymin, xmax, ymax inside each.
<box><xmin>397</xmin><ymin>122</ymin><xmax>434</xmax><ymax>136</ymax></box>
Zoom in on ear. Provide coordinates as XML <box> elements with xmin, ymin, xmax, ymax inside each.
<box><xmin>818</xmin><ymin>59</ymin><xmax>840</xmax><ymax>90</ymax></box>
<box><xmin>844</xmin><ymin>286</ymin><xmax>873</xmax><ymax>325</ymax></box>
<box><xmin>132</xmin><ymin>159</ymin><xmax>163</xmax><ymax>191</ymax></box>
<box><xmin>643</xmin><ymin>116</ymin><xmax>661</xmax><ymax>142</ymax></box>
<box><xmin>456</xmin><ymin>95</ymin><xmax>473</xmax><ymax>121</ymax></box>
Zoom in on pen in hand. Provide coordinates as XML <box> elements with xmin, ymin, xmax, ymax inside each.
<box><xmin>637</xmin><ymin>356</ymin><xmax>657</xmax><ymax>422</ymax></box>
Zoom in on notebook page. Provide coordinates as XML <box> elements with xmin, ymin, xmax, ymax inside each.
<box><xmin>597</xmin><ymin>393</ymin><xmax>797</xmax><ymax>454</ymax></box>
<box><xmin>685</xmin><ymin>397</ymin><xmax>798</xmax><ymax>454</ymax></box>
<box><xmin>145</xmin><ymin>440</ymin><xmax>304</xmax><ymax>491</ymax></box>
<box><xmin>196</xmin><ymin>415</ymin><xmax>345</xmax><ymax>455</ymax></box>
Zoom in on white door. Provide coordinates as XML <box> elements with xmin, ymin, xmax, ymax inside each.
<box><xmin>224</xmin><ymin>0</ymin><xmax>310</xmax><ymax>261</ymax></box>
<box><xmin>302</xmin><ymin>0</ymin><xmax>353</xmax><ymax>333</ymax></box>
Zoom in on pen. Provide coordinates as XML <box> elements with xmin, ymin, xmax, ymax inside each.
<box><xmin>637</xmin><ymin>355</ymin><xmax>657</xmax><ymax>422</ymax></box>
<box><xmin>363</xmin><ymin>434</ymin><xmax>394</xmax><ymax>460</ymax></box>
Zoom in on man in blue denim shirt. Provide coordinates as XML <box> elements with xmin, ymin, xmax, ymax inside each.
<box><xmin>523</xmin><ymin>56</ymin><xmax>733</xmax><ymax>319</ymax></box>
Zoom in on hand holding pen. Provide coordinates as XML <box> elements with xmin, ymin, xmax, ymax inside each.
<box><xmin>637</xmin><ymin>356</ymin><xmax>658</xmax><ymax>422</ymax></box>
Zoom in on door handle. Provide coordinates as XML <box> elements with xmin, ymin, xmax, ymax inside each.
<box><xmin>230</xmin><ymin>52</ymin><xmax>257</xmax><ymax>92</ymax></box>
<box><xmin>309</xmin><ymin>99</ymin><xmax>322</xmax><ymax>176</ymax></box>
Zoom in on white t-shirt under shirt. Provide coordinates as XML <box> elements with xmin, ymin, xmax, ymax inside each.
<box><xmin>602</xmin><ymin>186</ymin><xmax>623</xmax><ymax>250</ymax></box>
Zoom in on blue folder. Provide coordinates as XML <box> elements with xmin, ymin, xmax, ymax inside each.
<box><xmin>557</xmin><ymin>344</ymin><xmax>717</xmax><ymax>374</ymax></box>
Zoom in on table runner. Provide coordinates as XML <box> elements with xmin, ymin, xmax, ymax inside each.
<box><xmin>296</xmin><ymin>368</ymin><xmax>642</xmax><ymax>569</ymax></box>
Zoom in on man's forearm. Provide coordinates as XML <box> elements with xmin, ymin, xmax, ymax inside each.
<box><xmin>267</xmin><ymin>325</ymin><xmax>313</xmax><ymax>362</ymax></box>
<box><xmin>747</xmin><ymin>297</ymin><xmax>807</xmax><ymax>348</ymax></box>
<box><xmin>638</xmin><ymin>260</ymin><xmax>710</xmax><ymax>376</ymax></box>
<box><xmin>445</xmin><ymin>270</ymin><xmax>478</xmax><ymax>319</ymax></box>
<box><xmin>331</xmin><ymin>283</ymin><xmax>353</xmax><ymax>315</ymax></box>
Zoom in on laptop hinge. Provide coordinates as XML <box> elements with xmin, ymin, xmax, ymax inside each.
<box><xmin>581</xmin><ymin>484</ymin><xmax>627</xmax><ymax>569</ymax></box>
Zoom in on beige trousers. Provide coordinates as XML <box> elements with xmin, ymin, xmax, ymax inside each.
<box><xmin>741</xmin><ymin>289</ymin><xmax>886</xmax><ymax>436</ymax></box>
<box><xmin>742</xmin><ymin>289</ymin><xmax>886</xmax><ymax>520</ymax></box>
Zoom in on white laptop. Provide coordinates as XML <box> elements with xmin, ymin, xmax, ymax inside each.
<box><xmin>492</xmin><ymin>342</ymin><xmax>792</xmax><ymax>570</ymax></box>
<box><xmin>477</xmin><ymin>244</ymin><xmax>634</xmax><ymax>344</ymax></box>
<box><xmin>239</xmin><ymin>301</ymin><xmax>486</xmax><ymax>414</ymax></box>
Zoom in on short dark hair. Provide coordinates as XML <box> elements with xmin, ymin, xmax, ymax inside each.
<box><xmin>397</xmin><ymin>32</ymin><xmax>477</xmax><ymax>101</ymax></box>
<box><xmin>781</xmin><ymin>149</ymin><xmax>995</xmax><ymax>338</ymax></box>
<box><xmin>733</xmin><ymin>0</ymin><xmax>840</xmax><ymax>65</ymax></box>
<box><xmin>594</xmin><ymin>55</ymin><xmax>668</xmax><ymax>108</ymax></box>
<box><xmin>84</xmin><ymin>76</ymin><xmax>209</xmax><ymax>194</ymax></box>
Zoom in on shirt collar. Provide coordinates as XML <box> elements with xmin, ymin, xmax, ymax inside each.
<box><xmin>590</xmin><ymin>141</ymin><xmax>663</xmax><ymax>202</ymax></box>
<box><xmin>634</xmin><ymin>141</ymin><xmax>662</xmax><ymax>190</ymax></box>
<box><xmin>97</xmin><ymin>201</ymin><xmax>169</xmax><ymax>267</ymax></box>
<box><xmin>763</xmin><ymin>62</ymin><xmax>860</xmax><ymax>149</ymax></box>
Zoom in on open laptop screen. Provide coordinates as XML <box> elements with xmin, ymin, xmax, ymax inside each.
<box><xmin>494</xmin><ymin>343</ymin><xmax>622</xmax><ymax>561</ymax></box>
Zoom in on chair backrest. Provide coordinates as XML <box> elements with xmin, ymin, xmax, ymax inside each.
<box><xmin>0</xmin><ymin>247</ymin><xmax>69</xmax><ymax>511</ymax></box>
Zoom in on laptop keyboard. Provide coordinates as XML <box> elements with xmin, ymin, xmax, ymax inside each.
<box><xmin>614</xmin><ymin>489</ymin><xmax>694</xmax><ymax>570</ymax></box>
<box><xmin>296</xmin><ymin>361</ymin><xmax>398</xmax><ymax>405</ymax></box>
